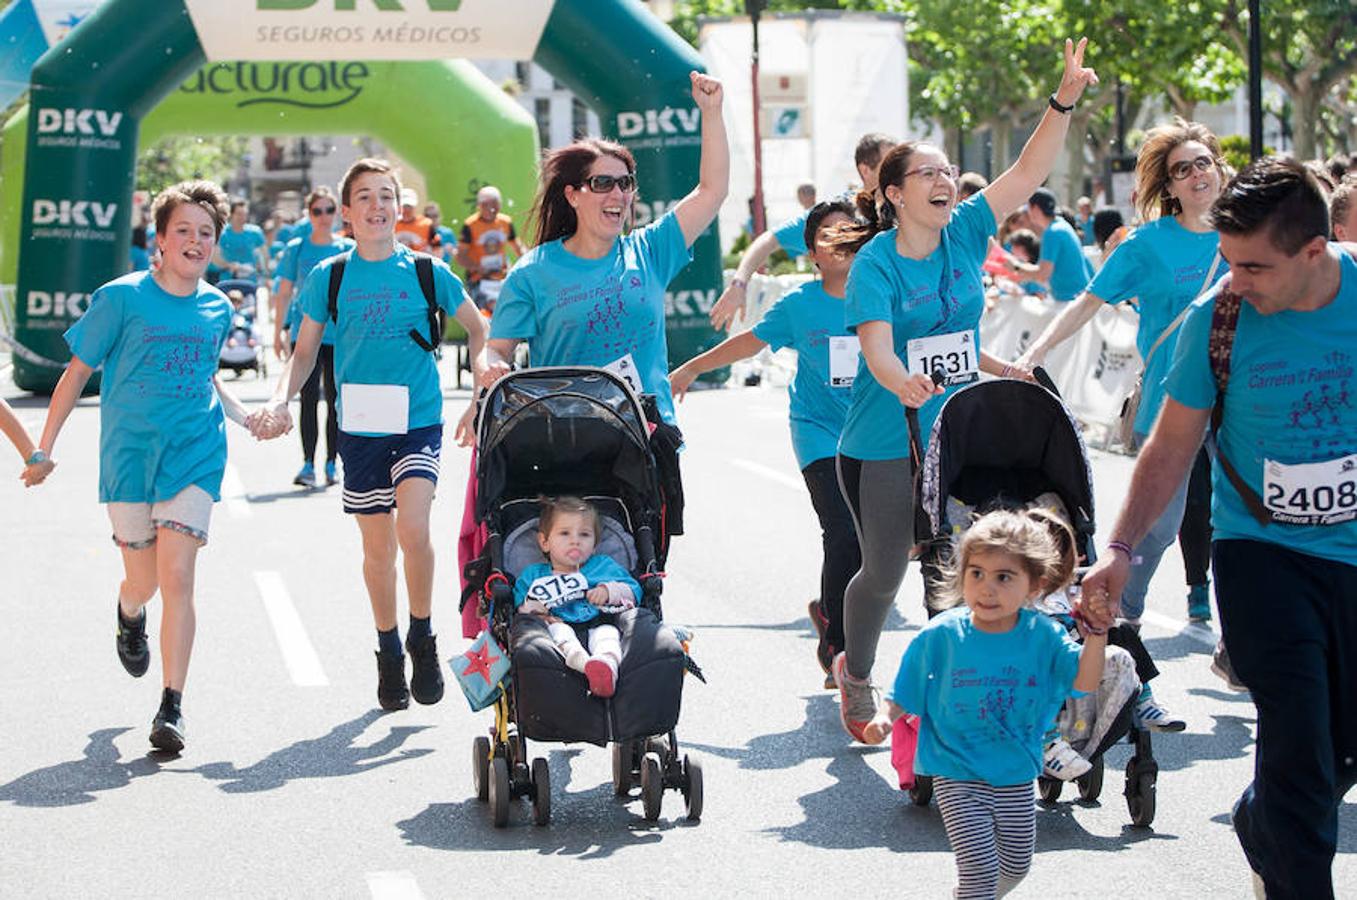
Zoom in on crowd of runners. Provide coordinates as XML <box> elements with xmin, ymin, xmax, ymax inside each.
<box><xmin>2</xmin><ymin>36</ymin><xmax>1354</xmax><ymax>900</ymax></box>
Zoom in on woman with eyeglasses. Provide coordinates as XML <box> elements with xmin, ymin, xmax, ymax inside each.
<box><xmin>482</xmin><ymin>71</ymin><xmax>728</xmax><ymax>425</ymax></box>
<box><xmin>1018</xmin><ymin>118</ymin><xmax>1229</xmax><ymax>638</ymax></box>
<box><xmin>823</xmin><ymin>39</ymin><xmax>1098</xmax><ymax>745</ymax></box>
<box><xmin>271</xmin><ymin>186</ymin><xmax>355</xmax><ymax>487</ymax></box>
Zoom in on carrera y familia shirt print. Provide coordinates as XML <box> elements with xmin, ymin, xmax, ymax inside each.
<box><xmin>489</xmin><ymin>210</ymin><xmax>692</xmax><ymax>424</ymax></box>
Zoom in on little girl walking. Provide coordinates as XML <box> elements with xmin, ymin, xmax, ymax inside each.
<box><xmin>867</xmin><ymin>509</ymin><xmax>1111</xmax><ymax>899</ymax></box>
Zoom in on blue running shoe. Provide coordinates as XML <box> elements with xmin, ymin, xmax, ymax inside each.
<box><xmin>324</xmin><ymin>459</ymin><xmax>338</xmax><ymax>486</ymax></box>
<box><xmin>1187</xmin><ymin>583</ymin><xmax>1212</xmax><ymax>622</ymax></box>
<box><xmin>293</xmin><ymin>462</ymin><xmax>316</xmax><ymax>487</ymax></box>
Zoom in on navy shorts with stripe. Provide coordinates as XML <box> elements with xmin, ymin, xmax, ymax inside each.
<box><xmin>337</xmin><ymin>423</ymin><xmax>443</xmax><ymax>514</ymax></box>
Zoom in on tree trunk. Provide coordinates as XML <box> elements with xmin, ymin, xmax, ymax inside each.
<box><xmin>1063</xmin><ymin>111</ymin><xmax>1091</xmax><ymax>205</ymax></box>
<box><xmin>992</xmin><ymin>117</ymin><xmax>1013</xmax><ymax>172</ymax></box>
<box><xmin>1291</xmin><ymin>88</ymin><xmax>1317</xmax><ymax>161</ymax></box>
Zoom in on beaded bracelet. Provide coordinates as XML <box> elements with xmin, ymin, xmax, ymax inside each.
<box><xmin>1107</xmin><ymin>540</ymin><xmax>1133</xmax><ymax>560</ymax></box>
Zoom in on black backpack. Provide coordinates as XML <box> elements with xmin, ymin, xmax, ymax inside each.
<box><xmin>327</xmin><ymin>251</ymin><xmax>444</xmax><ymax>355</ymax></box>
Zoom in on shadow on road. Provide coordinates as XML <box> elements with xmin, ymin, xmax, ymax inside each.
<box><xmin>397</xmin><ymin>748</ymin><xmax>693</xmax><ymax>856</ymax></box>
<box><xmin>0</xmin><ymin>728</ymin><xmax>162</xmax><ymax>807</ymax></box>
<box><xmin>193</xmin><ymin>710</ymin><xmax>431</xmax><ymax>793</ymax></box>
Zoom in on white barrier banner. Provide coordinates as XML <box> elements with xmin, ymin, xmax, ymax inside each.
<box><xmin>184</xmin><ymin>0</ymin><xmax>554</xmax><ymax>62</ymax></box>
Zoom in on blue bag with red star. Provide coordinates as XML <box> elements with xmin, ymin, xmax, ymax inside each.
<box><xmin>451</xmin><ymin>629</ymin><xmax>510</xmax><ymax>711</ymax></box>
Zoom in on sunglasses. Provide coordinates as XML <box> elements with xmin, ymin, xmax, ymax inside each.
<box><xmin>903</xmin><ymin>164</ymin><xmax>960</xmax><ymax>182</ymax></box>
<box><xmin>1168</xmin><ymin>155</ymin><xmax>1215</xmax><ymax>181</ymax></box>
<box><xmin>310</xmin><ymin>205</ymin><xmax>336</xmax><ymax>215</ymax></box>
<box><xmin>581</xmin><ymin>173</ymin><xmax>637</xmax><ymax>194</ymax></box>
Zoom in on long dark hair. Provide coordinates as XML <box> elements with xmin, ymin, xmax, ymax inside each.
<box><xmin>531</xmin><ymin>139</ymin><xmax>637</xmax><ymax>247</ymax></box>
<box><xmin>822</xmin><ymin>141</ymin><xmax>923</xmax><ymax>253</ymax></box>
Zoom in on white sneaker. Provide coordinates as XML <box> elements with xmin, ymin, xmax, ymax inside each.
<box><xmin>1043</xmin><ymin>738</ymin><xmax>1091</xmax><ymax>780</ymax></box>
<box><xmin>1134</xmin><ymin>693</ymin><xmax>1187</xmax><ymax>732</ymax></box>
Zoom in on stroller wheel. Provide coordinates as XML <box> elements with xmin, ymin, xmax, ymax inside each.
<box><xmin>472</xmin><ymin>736</ymin><xmax>491</xmax><ymax>802</ymax></box>
<box><xmin>1038</xmin><ymin>776</ymin><xmax>1063</xmax><ymax>803</ymax></box>
<box><xmin>1126</xmin><ymin>769</ymin><xmax>1157</xmax><ymax>828</ymax></box>
<box><xmin>681</xmin><ymin>754</ymin><xmax>703</xmax><ymax>822</ymax></box>
<box><xmin>530</xmin><ymin>757</ymin><xmax>551</xmax><ymax>826</ymax></box>
<box><xmin>640</xmin><ymin>752</ymin><xmax>664</xmax><ymax>822</ymax></box>
<box><xmin>612</xmin><ymin>741</ymin><xmax>637</xmax><ymax>796</ymax></box>
<box><xmin>1077</xmin><ymin>756</ymin><xmax>1105</xmax><ymax>802</ymax></box>
<box><xmin>488</xmin><ymin>756</ymin><xmax>511</xmax><ymax>828</ymax></box>
<box><xmin>909</xmin><ymin>775</ymin><xmax>933</xmax><ymax>807</ymax></box>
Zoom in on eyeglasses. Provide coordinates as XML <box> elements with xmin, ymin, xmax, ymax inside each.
<box><xmin>1168</xmin><ymin>155</ymin><xmax>1216</xmax><ymax>181</ymax></box>
<box><xmin>581</xmin><ymin>173</ymin><xmax>637</xmax><ymax>194</ymax></box>
<box><xmin>310</xmin><ymin>205</ymin><xmax>336</xmax><ymax>216</ymax></box>
<box><xmin>903</xmin><ymin>164</ymin><xmax>960</xmax><ymax>182</ymax></box>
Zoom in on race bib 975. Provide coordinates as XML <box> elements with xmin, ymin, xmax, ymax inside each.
<box><xmin>525</xmin><ymin>572</ymin><xmax>589</xmax><ymax>608</ymax></box>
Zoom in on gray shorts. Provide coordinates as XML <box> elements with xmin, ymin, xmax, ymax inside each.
<box><xmin>107</xmin><ymin>485</ymin><xmax>215</xmax><ymax>549</ymax></box>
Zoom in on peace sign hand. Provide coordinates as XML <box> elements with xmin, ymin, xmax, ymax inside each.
<box><xmin>1055</xmin><ymin>37</ymin><xmax>1099</xmax><ymax>108</ymax></box>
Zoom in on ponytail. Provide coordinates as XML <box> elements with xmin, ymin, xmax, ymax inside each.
<box><xmin>820</xmin><ymin>141</ymin><xmax>922</xmax><ymax>254</ymax></box>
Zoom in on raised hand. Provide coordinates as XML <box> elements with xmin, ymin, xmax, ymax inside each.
<box><xmin>709</xmin><ymin>281</ymin><xmax>747</xmax><ymax>332</ymax></box>
<box><xmin>1056</xmin><ymin>37</ymin><xmax>1099</xmax><ymax>106</ymax></box>
<box><xmin>690</xmin><ymin>71</ymin><xmax>723</xmax><ymax>112</ymax></box>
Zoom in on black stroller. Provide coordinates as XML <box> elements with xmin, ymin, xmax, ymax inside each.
<box><xmin>904</xmin><ymin>374</ymin><xmax>1159</xmax><ymax>827</ymax></box>
<box><xmin>215</xmin><ymin>278</ymin><xmax>267</xmax><ymax>378</ymax></box>
<box><xmin>460</xmin><ymin>367</ymin><xmax>702</xmax><ymax>827</ymax></box>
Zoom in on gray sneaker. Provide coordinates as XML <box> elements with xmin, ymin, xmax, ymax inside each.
<box><xmin>832</xmin><ymin>652</ymin><xmax>883</xmax><ymax>744</ymax></box>
<box><xmin>1211</xmin><ymin>641</ymin><xmax>1248</xmax><ymax>692</ymax></box>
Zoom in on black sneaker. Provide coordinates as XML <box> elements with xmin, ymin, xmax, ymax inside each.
<box><xmin>807</xmin><ymin>599</ymin><xmax>836</xmax><ymax>678</ymax></box>
<box><xmin>150</xmin><ymin>690</ymin><xmax>185</xmax><ymax>753</ymax></box>
<box><xmin>116</xmin><ymin>604</ymin><xmax>150</xmax><ymax>678</ymax></box>
<box><xmin>375</xmin><ymin>649</ymin><xmax>410</xmax><ymax>711</ymax></box>
<box><xmin>406</xmin><ymin>634</ymin><xmax>445</xmax><ymax>705</ymax></box>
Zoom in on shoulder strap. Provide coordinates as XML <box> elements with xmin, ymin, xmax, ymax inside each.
<box><xmin>1143</xmin><ymin>251</ymin><xmax>1223</xmax><ymax>369</ymax></box>
<box><xmin>1207</xmin><ymin>283</ymin><xmax>1273</xmax><ymax>526</ymax></box>
<box><xmin>327</xmin><ymin>253</ymin><xmax>349</xmax><ymax>323</ymax></box>
<box><xmin>409</xmin><ymin>254</ymin><xmax>442</xmax><ymax>354</ymax></box>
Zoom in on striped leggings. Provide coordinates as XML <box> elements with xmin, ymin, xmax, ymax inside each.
<box><xmin>934</xmin><ymin>777</ymin><xmax>1036</xmax><ymax>900</ymax></box>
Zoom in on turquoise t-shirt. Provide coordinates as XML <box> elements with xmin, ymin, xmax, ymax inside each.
<box><xmin>280</xmin><ymin>234</ymin><xmax>355</xmax><ymax>346</ymax></box>
<box><xmin>513</xmin><ymin>554</ymin><xmax>642</xmax><ymax>624</ymax></box>
<box><xmin>751</xmin><ymin>280</ymin><xmax>854</xmax><ymax>468</ymax></box>
<box><xmin>1088</xmin><ymin>217</ymin><xmax>1226</xmax><ymax>434</ymax></box>
<box><xmin>299</xmin><ymin>245</ymin><xmax>463</xmax><ymax>437</ymax></box>
<box><xmin>773</xmin><ymin>210</ymin><xmax>810</xmax><ymax>256</ymax></box>
<box><xmin>64</xmin><ymin>271</ymin><xmax>232</xmax><ymax>503</ymax></box>
<box><xmin>1164</xmin><ymin>248</ymin><xmax>1357</xmax><ymax>566</ymax></box>
<box><xmin>1039</xmin><ymin>217</ymin><xmax>1093</xmax><ymax>302</ymax></box>
<box><xmin>838</xmin><ymin>194</ymin><xmax>995</xmax><ymax>460</ymax></box>
<box><xmin>890</xmin><ymin>606</ymin><xmax>1083</xmax><ymax>786</ymax></box>
<box><xmin>218</xmin><ymin>223</ymin><xmax>267</xmax><ymax>269</ymax></box>
<box><xmin>489</xmin><ymin>210</ymin><xmax>693</xmax><ymax>425</ymax></box>
<box><xmin>435</xmin><ymin>224</ymin><xmax>457</xmax><ymax>264</ymax></box>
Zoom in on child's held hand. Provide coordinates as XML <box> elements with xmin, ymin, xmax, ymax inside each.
<box><xmin>520</xmin><ymin>599</ymin><xmax>549</xmax><ymax>617</ymax></box>
<box><xmin>587</xmin><ymin>585</ymin><xmax>610</xmax><ymax>607</ymax></box>
<box><xmin>21</xmin><ymin>458</ymin><xmax>55</xmax><ymax>487</ymax></box>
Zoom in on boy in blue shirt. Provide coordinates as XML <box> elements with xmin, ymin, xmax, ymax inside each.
<box><xmin>254</xmin><ymin>158</ymin><xmax>490</xmax><ymax>712</ymax></box>
<box><xmin>28</xmin><ymin>180</ymin><xmax>252</xmax><ymax>752</ymax></box>
<box><xmin>514</xmin><ymin>497</ymin><xmax>641</xmax><ymax>697</ymax></box>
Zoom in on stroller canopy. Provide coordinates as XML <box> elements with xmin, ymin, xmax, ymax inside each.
<box><xmin>920</xmin><ymin>379</ymin><xmax>1096</xmax><ymax>542</ymax></box>
<box><xmin>476</xmin><ymin>367</ymin><xmax>657</xmax><ymax>521</ymax></box>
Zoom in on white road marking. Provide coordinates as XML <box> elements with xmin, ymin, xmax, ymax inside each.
<box><xmin>221</xmin><ymin>463</ymin><xmax>252</xmax><ymax>518</ymax></box>
<box><xmin>1140</xmin><ymin>610</ymin><xmax>1217</xmax><ymax>648</ymax></box>
<box><xmin>366</xmin><ymin>871</ymin><xmax>426</xmax><ymax>900</ymax></box>
<box><xmin>253</xmin><ymin>571</ymin><xmax>328</xmax><ymax>687</ymax></box>
<box><xmin>732</xmin><ymin>458</ymin><xmax>803</xmax><ymax>492</ymax></box>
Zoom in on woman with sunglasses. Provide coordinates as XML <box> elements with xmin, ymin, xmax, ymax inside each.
<box><xmin>482</xmin><ymin>72</ymin><xmax>728</xmax><ymax>425</ymax></box>
<box><xmin>1018</xmin><ymin>118</ymin><xmax>1229</xmax><ymax>634</ymax></box>
<box><xmin>271</xmin><ymin>186</ymin><xmax>355</xmax><ymax>487</ymax></box>
<box><xmin>823</xmin><ymin>38</ymin><xmax>1098</xmax><ymax>745</ymax></box>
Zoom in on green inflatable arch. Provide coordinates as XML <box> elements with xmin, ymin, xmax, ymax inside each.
<box><xmin>4</xmin><ymin>0</ymin><xmax>722</xmax><ymax>392</ymax></box>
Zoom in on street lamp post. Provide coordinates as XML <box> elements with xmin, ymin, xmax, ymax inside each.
<box><xmin>1248</xmin><ymin>0</ymin><xmax>1263</xmax><ymax>159</ymax></box>
<box><xmin>747</xmin><ymin>0</ymin><xmax>767</xmax><ymax>237</ymax></box>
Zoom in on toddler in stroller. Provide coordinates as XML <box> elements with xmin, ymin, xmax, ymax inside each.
<box><xmin>515</xmin><ymin>496</ymin><xmax>640</xmax><ymax>697</ymax></box>
<box><xmin>459</xmin><ymin>367</ymin><xmax>701</xmax><ymax>827</ymax></box>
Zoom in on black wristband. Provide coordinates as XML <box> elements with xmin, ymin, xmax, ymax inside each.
<box><xmin>1048</xmin><ymin>94</ymin><xmax>1074</xmax><ymax>114</ymax></box>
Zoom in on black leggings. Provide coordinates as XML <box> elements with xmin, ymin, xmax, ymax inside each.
<box><xmin>801</xmin><ymin>456</ymin><xmax>860</xmax><ymax>650</ymax></box>
<box><xmin>298</xmin><ymin>343</ymin><xmax>337</xmax><ymax>464</ymax></box>
<box><xmin>1178</xmin><ymin>444</ymin><xmax>1213</xmax><ymax>587</ymax></box>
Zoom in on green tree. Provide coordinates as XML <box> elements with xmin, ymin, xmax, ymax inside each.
<box><xmin>136</xmin><ymin>136</ymin><xmax>249</xmax><ymax>197</ymax></box>
<box><xmin>1219</xmin><ymin>0</ymin><xmax>1357</xmax><ymax>161</ymax></box>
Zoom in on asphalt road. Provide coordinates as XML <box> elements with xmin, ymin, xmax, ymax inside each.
<box><xmin>1</xmin><ymin>359</ymin><xmax>1352</xmax><ymax>899</ymax></box>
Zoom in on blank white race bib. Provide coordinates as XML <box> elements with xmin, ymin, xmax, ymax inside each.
<box><xmin>1262</xmin><ymin>452</ymin><xmax>1357</xmax><ymax>526</ymax></box>
<box><xmin>604</xmin><ymin>353</ymin><xmax>643</xmax><ymax>394</ymax></box>
<box><xmin>906</xmin><ymin>331</ymin><xmax>979</xmax><ymax>388</ymax></box>
<box><xmin>828</xmin><ymin>336</ymin><xmax>861</xmax><ymax>388</ymax></box>
<box><xmin>340</xmin><ymin>383</ymin><xmax>409</xmax><ymax>435</ymax></box>
<box><xmin>526</xmin><ymin>572</ymin><xmax>589</xmax><ymax>609</ymax></box>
